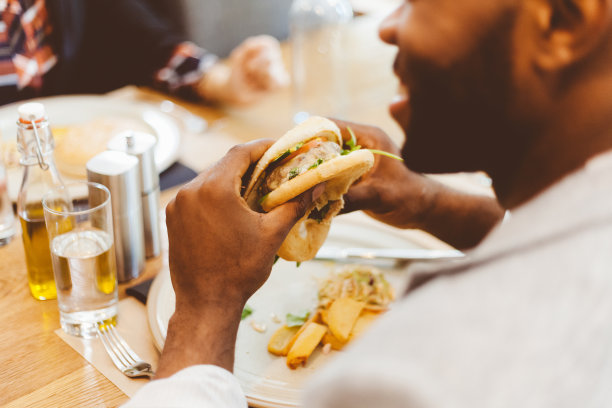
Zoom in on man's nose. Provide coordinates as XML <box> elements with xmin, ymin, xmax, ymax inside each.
<box><xmin>379</xmin><ymin>5</ymin><xmax>402</xmax><ymax>45</ymax></box>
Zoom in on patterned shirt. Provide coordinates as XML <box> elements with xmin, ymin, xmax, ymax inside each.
<box><xmin>0</xmin><ymin>0</ymin><xmax>215</xmax><ymax>100</ymax></box>
<box><xmin>0</xmin><ymin>0</ymin><xmax>56</xmax><ymax>90</ymax></box>
<box><xmin>154</xmin><ymin>41</ymin><xmax>218</xmax><ymax>97</ymax></box>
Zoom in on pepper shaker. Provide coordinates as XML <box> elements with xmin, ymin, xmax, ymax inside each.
<box><xmin>108</xmin><ymin>131</ymin><xmax>161</xmax><ymax>258</ymax></box>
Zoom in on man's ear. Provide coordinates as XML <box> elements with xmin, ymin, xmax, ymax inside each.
<box><xmin>530</xmin><ymin>0</ymin><xmax>610</xmax><ymax>71</ymax></box>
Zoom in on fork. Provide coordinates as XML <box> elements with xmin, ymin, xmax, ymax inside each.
<box><xmin>96</xmin><ymin>323</ymin><xmax>155</xmax><ymax>378</ymax></box>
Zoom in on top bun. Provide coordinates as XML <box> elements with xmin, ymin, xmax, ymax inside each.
<box><xmin>244</xmin><ymin>116</ymin><xmax>343</xmax><ymax>209</ymax></box>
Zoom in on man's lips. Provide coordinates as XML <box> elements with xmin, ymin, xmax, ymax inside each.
<box><xmin>390</xmin><ymin>94</ymin><xmax>408</xmax><ymax>123</ymax></box>
<box><xmin>390</xmin><ymin>55</ymin><xmax>411</xmax><ymax>126</ymax></box>
<box><xmin>389</xmin><ymin>83</ymin><xmax>409</xmax><ymax>125</ymax></box>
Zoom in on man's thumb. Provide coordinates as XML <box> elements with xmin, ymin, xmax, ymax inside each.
<box><xmin>268</xmin><ymin>183</ymin><xmax>326</xmax><ymax>230</ymax></box>
<box><xmin>340</xmin><ymin>184</ymin><xmax>371</xmax><ymax>214</ymax></box>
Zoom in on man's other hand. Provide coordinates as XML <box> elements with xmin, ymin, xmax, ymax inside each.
<box><xmin>200</xmin><ymin>35</ymin><xmax>289</xmax><ymax>105</ymax></box>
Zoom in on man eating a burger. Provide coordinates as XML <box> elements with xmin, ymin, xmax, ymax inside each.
<box><xmin>125</xmin><ymin>0</ymin><xmax>612</xmax><ymax>406</ymax></box>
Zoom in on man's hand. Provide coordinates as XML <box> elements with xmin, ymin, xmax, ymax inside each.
<box><xmin>156</xmin><ymin>140</ymin><xmax>322</xmax><ymax>378</ymax></box>
<box><xmin>331</xmin><ymin>119</ymin><xmax>505</xmax><ymax>249</ymax></box>
<box><xmin>331</xmin><ymin>119</ymin><xmax>434</xmax><ymax>227</ymax></box>
<box><xmin>200</xmin><ymin>35</ymin><xmax>289</xmax><ymax>105</ymax></box>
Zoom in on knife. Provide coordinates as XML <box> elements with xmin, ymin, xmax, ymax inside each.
<box><xmin>314</xmin><ymin>246</ymin><xmax>465</xmax><ymax>261</ymax></box>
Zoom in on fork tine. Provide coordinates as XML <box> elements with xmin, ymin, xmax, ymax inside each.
<box><xmin>105</xmin><ymin>325</ymin><xmax>134</xmax><ymax>367</ymax></box>
<box><xmin>101</xmin><ymin>324</ymin><xmax>134</xmax><ymax>367</ymax></box>
<box><xmin>97</xmin><ymin>323</ymin><xmax>155</xmax><ymax>378</ymax></box>
<box><xmin>102</xmin><ymin>326</ymin><xmax>133</xmax><ymax>369</ymax></box>
<box><xmin>97</xmin><ymin>325</ymin><xmax>128</xmax><ymax>371</ymax></box>
<box><xmin>107</xmin><ymin>324</ymin><xmax>141</xmax><ymax>365</ymax></box>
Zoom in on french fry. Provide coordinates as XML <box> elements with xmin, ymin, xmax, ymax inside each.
<box><xmin>327</xmin><ymin>298</ymin><xmax>365</xmax><ymax>342</ymax></box>
<box><xmin>319</xmin><ymin>308</ymin><xmax>328</xmax><ymax>325</ymax></box>
<box><xmin>284</xmin><ymin>311</ymin><xmax>320</xmax><ymax>353</ymax></box>
<box><xmin>323</xmin><ymin>310</ymin><xmax>380</xmax><ymax>350</ymax></box>
<box><xmin>268</xmin><ymin>325</ymin><xmax>300</xmax><ymax>356</ymax></box>
<box><xmin>322</xmin><ymin>329</ymin><xmax>346</xmax><ymax>350</ymax></box>
<box><xmin>286</xmin><ymin>322</ymin><xmax>327</xmax><ymax>369</ymax></box>
<box><xmin>349</xmin><ymin>310</ymin><xmax>380</xmax><ymax>340</ymax></box>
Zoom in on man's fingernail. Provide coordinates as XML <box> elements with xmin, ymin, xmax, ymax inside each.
<box><xmin>312</xmin><ymin>183</ymin><xmax>325</xmax><ymax>201</ymax></box>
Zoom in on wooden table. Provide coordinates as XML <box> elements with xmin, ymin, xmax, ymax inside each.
<box><xmin>0</xmin><ymin>12</ymin><xmax>402</xmax><ymax>408</ymax></box>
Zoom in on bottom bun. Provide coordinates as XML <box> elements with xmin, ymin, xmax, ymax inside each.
<box><xmin>278</xmin><ymin>200</ymin><xmax>344</xmax><ymax>262</ymax></box>
<box><xmin>277</xmin><ymin>150</ymin><xmax>374</xmax><ymax>261</ymax></box>
<box><xmin>254</xmin><ymin>148</ymin><xmax>374</xmax><ymax>262</ymax></box>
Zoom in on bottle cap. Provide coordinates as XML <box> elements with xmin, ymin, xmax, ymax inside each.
<box><xmin>16</xmin><ymin>102</ymin><xmax>53</xmax><ymax>169</ymax></box>
<box><xmin>86</xmin><ymin>150</ymin><xmax>145</xmax><ymax>282</ymax></box>
<box><xmin>18</xmin><ymin>103</ymin><xmax>46</xmax><ymax>122</ymax></box>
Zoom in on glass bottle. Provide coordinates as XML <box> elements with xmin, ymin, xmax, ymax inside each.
<box><xmin>289</xmin><ymin>0</ymin><xmax>353</xmax><ymax>124</ymax></box>
<box><xmin>16</xmin><ymin>103</ymin><xmax>64</xmax><ymax>300</ymax></box>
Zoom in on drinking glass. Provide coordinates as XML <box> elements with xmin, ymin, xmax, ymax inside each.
<box><xmin>42</xmin><ymin>181</ymin><xmax>118</xmax><ymax>338</ymax></box>
<box><xmin>0</xmin><ymin>159</ymin><xmax>15</xmax><ymax>246</ymax></box>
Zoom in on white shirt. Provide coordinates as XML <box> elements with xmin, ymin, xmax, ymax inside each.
<box><xmin>123</xmin><ymin>365</ymin><xmax>247</xmax><ymax>407</ymax></box>
<box><xmin>126</xmin><ymin>150</ymin><xmax>612</xmax><ymax>408</ymax></box>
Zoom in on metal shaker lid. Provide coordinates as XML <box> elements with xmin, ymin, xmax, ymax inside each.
<box><xmin>107</xmin><ymin>131</ymin><xmax>158</xmax><ymax>194</ymax></box>
<box><xmin>86</xmin><ymin>150</ymin><xmax>140</xmax><ymax>214</ymax></box>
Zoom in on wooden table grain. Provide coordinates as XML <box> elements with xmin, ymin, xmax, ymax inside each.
<box><xmin>0</xmin><ymin>12</ymin><xmax>399</xmax><ymax>408</ymax></box>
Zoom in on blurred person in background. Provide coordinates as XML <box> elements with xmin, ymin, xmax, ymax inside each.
<box><xmin>126</xmin><ymin>0</ymin><xmax>612</xmax><ymax>406</ymax></box>
<box><xmin>0</xmin><ymin>0</ymin><xmax>288</xmax><ymax>105</ymax></box>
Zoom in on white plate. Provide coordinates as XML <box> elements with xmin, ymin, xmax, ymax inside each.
<box><xmin>147</xmin><ymin>212</ymin><xmax>450</xmax><ymax>408</ymax></box>
<box><xmin>0</xmin><ymin>94</ymin><xmax>180</xmax><ymax>200</ymax></box>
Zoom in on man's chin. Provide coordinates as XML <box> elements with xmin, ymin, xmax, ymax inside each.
<box><xmin>390</xmin><ymin>98</ymin><xmax>441</xmax><ymax>173</ymax></box>
<box><xmin>390</xmin><ymin>98</ymin><xmax>436</xmax><ymax>172</ymax></box>
<box><xmin>400</xmin><ymin>139</ymin><xmax>436</xmax><ymax>173</ymax></box>
<box><xmin>391</xmin><ymin>95</ymin><xmax>477</xmax><ymax>174</ymax></box>
<box><xmin>400</xmin><ymin>118</ymin><xmax>465</xmax><ymax>174</ymax></box>
<box><xmin>389</xmin><ymin>96</ymin><xmax>410</xmax><ymax>134</ymax></box>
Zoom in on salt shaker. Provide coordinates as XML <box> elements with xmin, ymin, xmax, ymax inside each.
<box><xmin>86</xmin><ymin>150</ymin><xmax>145</xmax><ymax>282</ymax></box>
<box><xmin>108</xmin><ymin>131</ymin><xmax>161</xmax><ymax>258</ymax></box>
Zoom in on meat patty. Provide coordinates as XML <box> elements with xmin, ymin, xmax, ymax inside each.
<box><xmin>265</xmin><ymin>140</ymin><xmax>341</xmax><ymax>192</ymax></box>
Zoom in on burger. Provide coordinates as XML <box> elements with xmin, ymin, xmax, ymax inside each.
<box><xmin>244</xmin><ymin>116</ymin><xmax>374</xmax><ymax>262</ymax></box>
